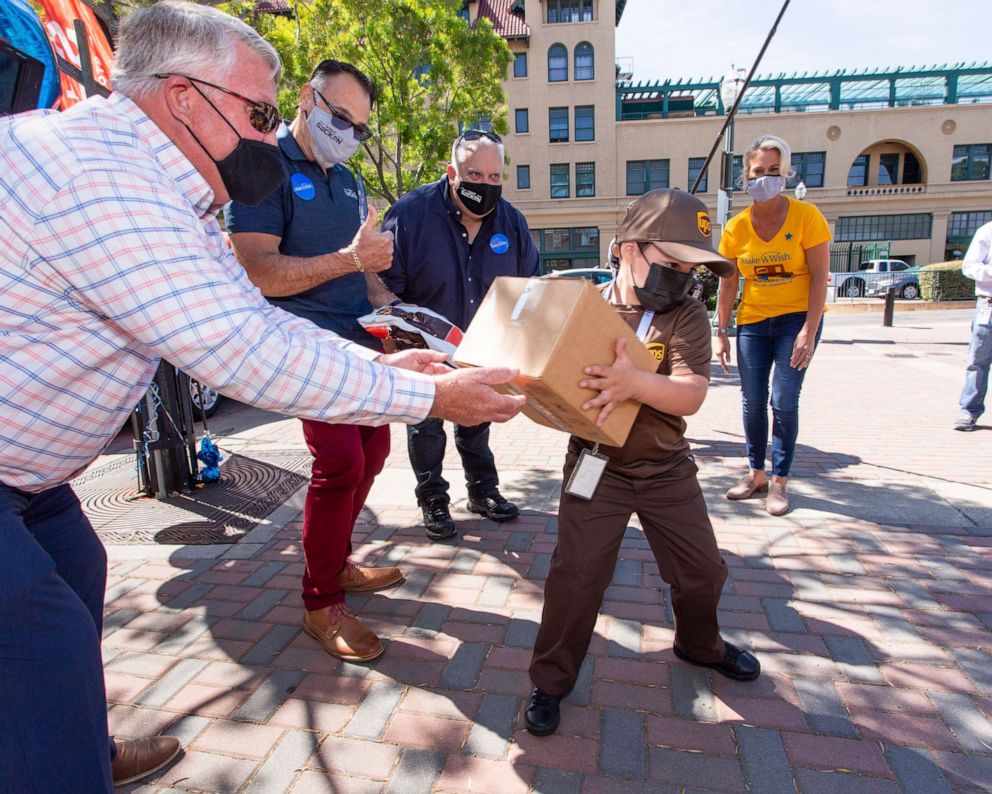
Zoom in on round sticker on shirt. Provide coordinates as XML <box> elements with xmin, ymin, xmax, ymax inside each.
<box><xmin>291</xmin><ymin>173</ymin><xmax>316</xmax><ymax>201</ymax></box>
<box><xmin>489</xmin><ymin>233</ymin><xmax>510</xmax><ymax>254</ymax></box>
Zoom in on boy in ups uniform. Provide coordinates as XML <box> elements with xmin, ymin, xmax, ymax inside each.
<box><xmin>525</xmin><ymin>189</ymin><xmax>761</xmax><ymax>737</ymax></box>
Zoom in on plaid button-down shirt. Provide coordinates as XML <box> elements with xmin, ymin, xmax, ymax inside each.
<box><xmin>0</xmin><ymin>93</ymin><xmax>434</xmax><ymax>492</ymax></box>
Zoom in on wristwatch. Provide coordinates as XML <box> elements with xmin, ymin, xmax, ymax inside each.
<box><xmin>715</xmin><ymin>327</ymin><xmax>729</xmax><ymax>336</ymax></box>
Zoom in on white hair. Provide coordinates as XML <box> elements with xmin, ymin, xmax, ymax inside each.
<box><xmin>741</xmin><ymin>134</ymin><xmax>796</xmax><ymax>186</ymax></box>
<box><xmin>451</xmin><ymin>135</ymin><xmax>505</xmax><ymax>169</ymax></box>
<box><xmin>112</xmin><ymin>1</ymin><xmax>281</xmax><ymax>99</ymax></box>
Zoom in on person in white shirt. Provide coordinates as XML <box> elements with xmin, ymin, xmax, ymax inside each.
<box><xmin>954</xmin><ymin>220</ymin><xmax>992</xmax><ymax>431</ymax></box>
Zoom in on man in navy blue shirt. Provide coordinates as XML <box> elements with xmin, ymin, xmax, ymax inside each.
<box><xmin>380</xmin><ymin>131</ymin><xmax>540</xmax><ymax>541</ymax></box>
<box><xmin>227</xmin><ymin>60</ymin><xmax>401</xmax><ymax>663</ymax></box>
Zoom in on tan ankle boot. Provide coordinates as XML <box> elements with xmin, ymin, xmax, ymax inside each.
<box><xmin>303</xmin><ymin>604</ymin><xmax>384</xmax><ymax>662</ymax></box>
<box><xmin>766</xmin><ymin>480</ymin><xmax>790</xmax><ymax>516</ymax></box>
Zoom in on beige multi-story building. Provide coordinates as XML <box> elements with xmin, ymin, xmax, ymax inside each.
<box><xmin>469</xmin><ymin>0</ymin><xmax>992</xmax><ymax>274</ymax></box>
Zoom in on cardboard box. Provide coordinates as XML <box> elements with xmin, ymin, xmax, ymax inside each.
<box><xmin>454</xmin><ymin>276</ymin><xmax>658</xmax><ymax>446</ymax></box>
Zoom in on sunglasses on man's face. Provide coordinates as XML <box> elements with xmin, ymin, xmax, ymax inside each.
<box><xmin>154</xmin><ymin>73</ymin><xmax>282</xmax><ymax>134</ymax></box>
<box><xmin>311</xmin><ymin>86</ymin><xmax>374</xmax><ymax>142</ymax></box>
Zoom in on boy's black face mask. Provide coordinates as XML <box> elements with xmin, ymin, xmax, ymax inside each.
<box><xmin>633</xmin><ymin>244</ymin><xmax>693</xmax><ymax>313</ymax></box>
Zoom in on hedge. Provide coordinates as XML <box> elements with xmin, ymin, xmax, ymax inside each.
<box><xmin>919</xmin><ymin>261</ymin><xmax>974</xmax><ymax>301</ymax></box>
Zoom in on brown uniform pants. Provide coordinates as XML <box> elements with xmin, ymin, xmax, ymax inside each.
<box><xmin>529</xmin><ymin>455</ymin><xmax>728</xmax><ymax>697</ymax></box>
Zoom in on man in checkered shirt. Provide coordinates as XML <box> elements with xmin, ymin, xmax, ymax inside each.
<box><xmin>0</xmin><ymin>3</ymin><xmax>522</xmax><ymax>789</ymax></box>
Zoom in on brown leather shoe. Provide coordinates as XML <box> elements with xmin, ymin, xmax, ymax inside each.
<box><xmin>111</xmin><ymin>736</ymin><xmax>182</xmax><ymax>786</ymax></box>
<box><xmin>766</xmin><ymin>480</ymin><xmax>790</xmax><ymax>516</ymax></box>
<box><xmin>337</xmin><ymin>559</ymin><xmax>403</xmax><ymax>592</ymax></box>
<box><xmin>725</xmin><ymin>473</ymin><xmax>769</xmax><ymax>500</ymax></box>
<box><xmin>303</xmin><ymin>603</ymin><xmax>384</xmax><ymax>662</ymax></box>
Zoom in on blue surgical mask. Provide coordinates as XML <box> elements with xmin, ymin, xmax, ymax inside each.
<box><xmin>747</xmin><ymin>174</ymin><xmax>786</xmax><ymax>202</ymax></box>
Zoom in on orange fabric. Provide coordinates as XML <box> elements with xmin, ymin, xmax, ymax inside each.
<box><xmin>37</xmin><ymin>0</ymin><xmax>113</xmax><ymax>109</ymax></box>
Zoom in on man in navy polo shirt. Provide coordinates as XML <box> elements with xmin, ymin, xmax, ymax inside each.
<box><xmin>380</xmin><ymin>131</ymin><xmax>540</xmax><ymax>541</ymax></box>
<box><xmin>227</xmin><ymin>60</ymin><xmax>401</xmax><ymax>663</ymax></box>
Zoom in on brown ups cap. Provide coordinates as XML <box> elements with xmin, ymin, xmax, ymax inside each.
<box><xmin>616</xmin><ymin>188</ymin><xmax>736</xmax><ymax>278</ymax></box>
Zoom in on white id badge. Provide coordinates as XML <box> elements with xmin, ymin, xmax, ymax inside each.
<box><xmin>564</xmin><ymin>447</ymin><xmax>608</xmax><ymax>500</ymax></box>
<box><xmin>978</xmin><ymin>300</ymin><xmax>992</xmax><ymax>327</ymax></box>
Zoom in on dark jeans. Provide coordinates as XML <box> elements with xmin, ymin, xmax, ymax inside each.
<box><xmin>736</xmin><ymin>311</ymin><xmax>823</xmax><ymax>478</ymax></box>
<box><xmin>406</xmin><ymin>418</ymin><xmax>498</xmax><ymax>504</ymax></box>
<box><xmin>0</xmin><ymin>482</ymin><xmax>114</xmax><ymax>793</ymax></box>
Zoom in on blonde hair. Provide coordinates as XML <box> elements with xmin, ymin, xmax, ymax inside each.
<box><xmin>741</xmin><ymin>134</ymin><xmax>796</xmax><ymax>186</ymax></box>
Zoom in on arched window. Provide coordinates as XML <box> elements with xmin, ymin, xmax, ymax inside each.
<box><xmin>574</xmin><ymin>42</ymin><xmax>594</xmax><ymax>81</ymax></box>
<box><xmin>548</xmin><ymin>44</ymin><xmax>568</xmax><ymax>82</ymax></box>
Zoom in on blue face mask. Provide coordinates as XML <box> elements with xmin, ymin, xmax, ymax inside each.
<box><xmin>747</xmin><ymin>174</ymin><xmax>786</xmax><ymax>202</ymax></box>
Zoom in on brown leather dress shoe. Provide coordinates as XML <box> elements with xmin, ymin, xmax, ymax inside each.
<box><xmin>337</xmin><ymin>559</ymin><xmax>403</xmax><ymax>592</ymax></box>
<box><xmin>111</xmin><ymin>736</ymin><xmax>182</xmax><ymax>786</ymax></box>
<box><xmin>303</xmin><ymin>603</ymin><xmax>384</xmax><ymax>662</ymax></box>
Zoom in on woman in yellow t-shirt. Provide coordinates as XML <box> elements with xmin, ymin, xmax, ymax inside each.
<box><xmin>715</xmin><ymin>134</ymin><xmax>831</xmax><ymax>515</ymax></box>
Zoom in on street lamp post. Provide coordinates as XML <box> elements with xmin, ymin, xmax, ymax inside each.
<box><xmin>717</xmin><ymin>67</ymin><xmax>746</xmax><ymax>235</ymax></box>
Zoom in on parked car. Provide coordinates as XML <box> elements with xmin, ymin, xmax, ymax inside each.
<box><xmin>188</xmin><ymin>378</ymin><xmax>223</xmax><ymax>418</ymax></box>
<box><xmin>831</xmin><ymin>259</ymin><xmax>920</xmax><ymax>299</ymax></box>
<box><xmin>542</xmin><ymin>267</ymin><xmax>615</xmax><ymax>285</ymax></box>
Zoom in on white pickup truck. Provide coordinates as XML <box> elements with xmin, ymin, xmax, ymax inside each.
<box><xmin>830</xmin><ymin>259</ymin><xmax>921</xmax><ymax>299</ymax></box>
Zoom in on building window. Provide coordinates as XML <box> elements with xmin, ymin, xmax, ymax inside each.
<box><xmin>513</xmin><ymin>52</ymin><xmax>528</xmax><ymax>78</ymax></box>
<box><xmin>548</xmin><ymin>44</ymin><xmax>568</xmax><ymax>82</ymax></box>
<box><xmin>626</xmin><ymin>159</ymin><xmax>670</xmax><ymax>195</ymax></box>
<box><xmin>517</xmin><ymin>164</ymin><xmax>531</xmax><ymax>190</ymax></box>
<box><xmin>515</xmin><ymin>108</ymin><xmax>529</xmax><ymax>134</ymax></box>
<box><xmin>789</xmin><ymin>151</ymin><xmax>825</xmax><ymax>188</ymax></box>
<box><xmin>951</xmin><ymin>144</ymin><xmax>991</xmax><ymax>182</ymax></box>
<box><xmin>574</xmin><ymin>105</ymin><xmax>594</xmax><ymax>142</ymax></box>
<box><xmin>903</xmin><ymin>152</ymin><xmax>922</xmax><ymax>184</ymax></box>
<box><xmin>549</xmin><ymin>107</ymin><xmax>569</xmax><ymax>143</ymax></box>
<box><xmin>848</xmin><ymin>154</ymin><xmax>869</xmax><ymax>187</ymax></box>
<box><xmin>576</xmin><ymin>162</ymin><xmax>595</xmax><ymax>197</ymax></box>
<box><xmin>574</xmin><ymin>42</ymin><xmax>594</xmax><ymax>81</ymax></box>
<box><xmin>835</xmin><ymin>213</ymin><xmax>932</xmax><ymax>242</ymax></box>
<box><xmin>550</xmin><ymin>163</ymin><xmax>570</xmax><ymax>198</ymax></box>
<box><xmin>878</xmin><ymin>153</ymin><xmax>900</xmax><ymax>185</ymax></box>
<box><xmin>948</xmin><ymin>210</ymin><xmax>992</xmax><ymax>244</ymax></box>
<box><xmin>532</xmin><ymin>226</ymin><xmax>600</xmax><ymax>273</ymax></box>
<box><xmin>688</xmin><ymin>157</ymin><xmax>708</xmax><ymax>192</ymax></box>
<box><xmin>547</xmin><ymin>0</ymin><xmax>593</xmax><ymax>23</ymax></box>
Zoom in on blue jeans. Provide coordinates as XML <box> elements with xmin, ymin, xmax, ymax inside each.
<box><xmin>406</xmin><ymin>418</ymin><xmax>498</xmax><ymax>504</ymax></box>
<box><xmin>959</xmin><ymin>300</ymin><xmax>992</xmax><ymax>418</ymax></box>
<box><xmin>0</xmin><ymin>483</ymin><xmax>113</xmax><ymax>793</ymax></box>
<box><xmin>736</xmin><ymin>311</ymin><xmax>822</xmax><ymax>478</ymax></box>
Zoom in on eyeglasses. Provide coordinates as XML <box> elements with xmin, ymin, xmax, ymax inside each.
<box><xmin>153</xmin><ymin>73</ymin><xmax>281</xmax><ymax>134</ymax></box>
<box><xmin>456</xmin><ymin>129</ymin><xmax>503</xmax><ymax>146</ymax></box>
<box><xmin>312</xmin><ymin>86</ymin><xmax>373</xmax><ymax>142</ymax></box>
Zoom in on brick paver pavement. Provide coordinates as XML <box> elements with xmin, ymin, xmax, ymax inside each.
<box><xmin>95</xmin><ymin>307</ymin><xmax>992</xmax><ymax>792</ymax></box>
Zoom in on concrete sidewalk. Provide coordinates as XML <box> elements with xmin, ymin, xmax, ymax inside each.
<box><xmin>99</xmin><ymin>307</ymin><xmax>992</xmax><ymax>793</ymax></box>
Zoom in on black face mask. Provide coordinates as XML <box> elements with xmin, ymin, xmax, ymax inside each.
<box><xmin>633</xmin><ymin>245</ymin><xmax>693</xmax><ymax>314</ymax></box>
<box><xmin>455</xmin><ymin>179</ymin><xmax>501</xmax><ymax>217</ymax></box>
<box><xmin>182</xmin><ymin>93</ymin><xmax>285</xmax><ymax>206</ymax></box>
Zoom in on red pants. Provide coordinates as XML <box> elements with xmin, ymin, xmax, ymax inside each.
<box><xmin>300</xmin><ymin>420</ymin><xmax>390</xmax><ymax>610</ymax></box>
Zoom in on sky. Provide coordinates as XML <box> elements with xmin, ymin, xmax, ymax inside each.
<box><xmin>615</xmin><ymin>1</ymin><xmax>987</xmax><ymax>84</ymax></box>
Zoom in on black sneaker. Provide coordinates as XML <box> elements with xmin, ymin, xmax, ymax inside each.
<box><xmin>466</xmin><ymin>490</ymin><xmax>520</xmax><ymax>522</ymax></box>
<box><xmin>524</xmin><ymin>686</ymin><xmax>562</xmax><ymax>736</ymax></box>
<box><xmin>421</xmin><ymin>498</ymin><xmax>457</xmax><ymax>542</ymax></box>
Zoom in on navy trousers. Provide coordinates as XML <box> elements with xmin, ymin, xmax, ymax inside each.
<box><xmin>0</xmin><ymin>482</ymin><xmax>113</xmax><ymax>793</ymax></box>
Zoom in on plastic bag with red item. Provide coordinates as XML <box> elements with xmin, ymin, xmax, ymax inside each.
<box><xmin>358</xmin><ymin>304</ymin><xmax>464</xmax><ymax>357</ymax></box>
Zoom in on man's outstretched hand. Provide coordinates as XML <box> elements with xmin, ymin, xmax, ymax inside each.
<box><xmin>429</xmin><ymin>367</ymin><xmax>525</xmax><ymax>425</ymax></box>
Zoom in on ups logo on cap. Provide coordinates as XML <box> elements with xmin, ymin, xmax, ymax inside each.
<box><xmin>697</xmin><ymin>212</ymin><xmax>712</xmax><ymax>238</ymax></box>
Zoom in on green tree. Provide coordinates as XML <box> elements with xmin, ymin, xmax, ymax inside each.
<box><xmin>230</xmin><ymin>0</ymin><xmax>511</xmax><ymax>205</ymax></box>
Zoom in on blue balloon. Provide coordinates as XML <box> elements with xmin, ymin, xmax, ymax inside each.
<box><xmin>0</xmin><ymin>0</ymin><xmax>61</xmax><ymax>110</ymax></box>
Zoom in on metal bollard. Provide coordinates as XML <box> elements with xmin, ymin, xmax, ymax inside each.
<box><xmin>882</xmin><ymin>286</ymin><xmax>896</xmax><ymax>327</ymax></box>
